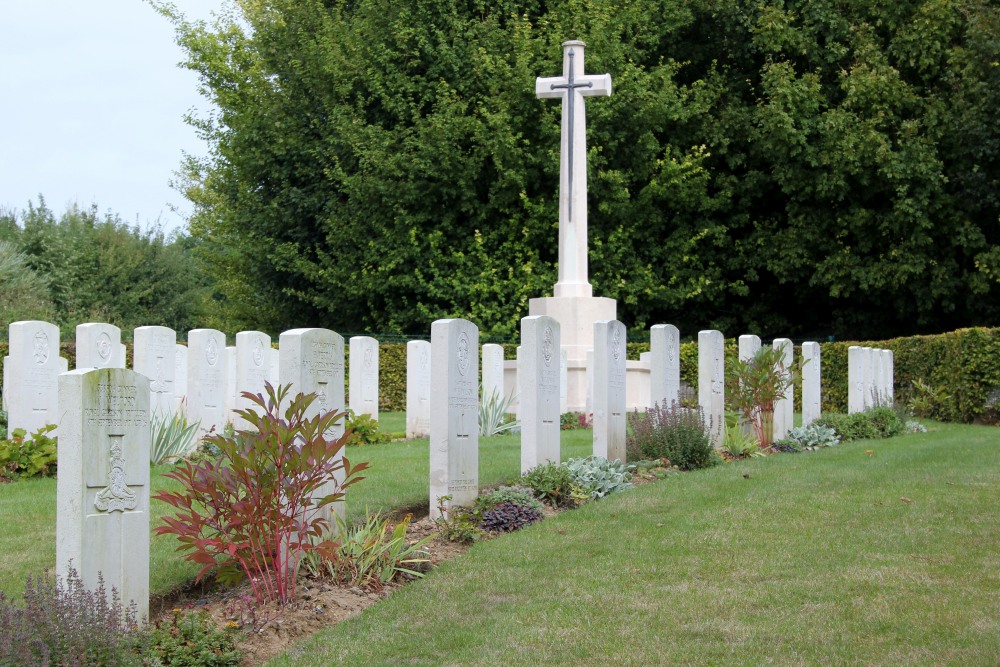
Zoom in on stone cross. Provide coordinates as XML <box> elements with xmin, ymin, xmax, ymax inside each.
<box><xmin>536</xmin><ymin>40</ymin><xmax>612</xmax><ymax>299</ymax></box>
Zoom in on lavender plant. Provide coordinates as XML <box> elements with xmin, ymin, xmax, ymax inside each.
<box><xmin>626</xmin><ymin>402</ymin><xmax>716</xmax><ymax>470</ymax></box>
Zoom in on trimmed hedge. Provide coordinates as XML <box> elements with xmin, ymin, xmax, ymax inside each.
<box><xmin>2</xmin><ymin>328</ymin><xmax>997</xmax><ymax>422</ymax></box>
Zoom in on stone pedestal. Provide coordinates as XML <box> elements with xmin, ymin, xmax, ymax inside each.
<box><xmin>529</xmin><ymin>295</ymin><xmax>616</xmax><ymax>412</ymax></box>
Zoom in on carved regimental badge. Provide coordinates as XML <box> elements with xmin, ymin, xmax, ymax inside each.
<box><xmin>457</xmin><ymin>332</ymin><xmax>470</xmax><ymax>376</ymax></box>
<box><xmin>33</xmin><ymin>330</ymin><xmax>50</xmax><ymax>365</ymax></box>
<box><xmin>253</xmin><ymin>338</ymin><xmax>265</xmax><ymax>366</ymax></box>
<box><xmin>95</xmin><ymin>441</ymin><xmax>137</xmax><ymax>513</ymax></box>
<box><xmin>97</xmin><ymin>332</ymin><xmax>113</xmax><ymax>363</ymax></box>
<box><xmin>611</xmin><ymin>326</ymin><xmax>623</xmax><ymax>362</ymax></box>
<box><xmin>542</xmin><ymin>326</ymin><xmax>554</xmax><ymax>366</ymax></box>
<box><xmin>205</xmin><ymin>336</ymin><xmax>219</xmax><ymax>366</ymax></box>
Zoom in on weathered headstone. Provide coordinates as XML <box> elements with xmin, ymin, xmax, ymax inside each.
<box><xmin>279</xmin><ymin>328</ymin><xmax>346</xmax><ymax>525</ymax></box>
<box><xmin>481</xmin><ymin>343</ymin><xmax>505</xmax><ymax>406</ymax></box>
<box><xmin>56</xmin><ymin>368</ymin><xmax>150</xmax><ymax>621</ymax></box>
<box><xmin>349</xmin><ymin>336</ymin><xmax>379</xmax><ymax>421</ymax></box>
<box><xmin>698</xmin><ymin>330</ymin><xmax>725</xmax><ymax>447</ymax></box>
<box><xmin>885</xmin><ymin>348</ymin><xmax>895</xmax><ymax>404</ymax></box>
<box><xmin>801</xmin><ymin>342</ymin><xmax>822</xmax><ymax>426</ymax></box>
<box><xmin>187</xmin><ymin>329</ymin><xmax>228</xmax><ymax>435</ymax></box>
<box><xmin>76</xmin><ymin>323</ymin><xmax>124</xmax><ymax>370</ymax></box>
<box><xmin>773</xmin><ymin>338</ymin><xmax>794</xmax><ymax>441</ymax></box>
<box><xmin>133</xmin><ymin>326</ymin><xmax>176</xmax><ymax>416</ymax></box>
<box><xmin>593</xmin><ymin>320</ymin><xmax>627</xmax><ymax>462</ymax></box>
<box><xmin>738</xmin><ymin>334</ymin><xmax>761</xmax><ymax>362</ymax></box>
<box><xmin>406</xmin><ymin>340</ymin><xmax>432</xmax><ymax>439</ymax></box>
<box><xmin>873</xmin><ymin>348</ymin><xmax>884</xmax><ymax>406</ymax></box>
<box><xmin>173</xmin><ymin>344</ymin><xmax>188</xmax><ymax>412</ymax></box>
<box><xmin>429</xmin><ymin>319</ymin><xmax>479</xmax><ymax>520</ymax></box>
<box><xmin>848</xmin><ymin>346</ymin><xmax>864</xmax><ymax>414</ymax></box>
<box><xmin>560</xmin><ymin>348</ymin><xmax>569</xmax><ymax>414</ymax></box>
<box><xmin>651</xmin><ymin>324</ymin><xmax>681</xmax><ymax>409</ymax></box>
<box><xmin>235</xmin><ymin>331</ymin><xmax>271</xmax><ymax>420</ymax></box>
<box><xmin>521</xmin><ymin>316</ymin><xmax>561</xmax><ymax>473</ymax></box>
<box><xmin>862</xmin><ymin>347</ymin><xmax>875</xmax><ymax>409</ymax></box>
<box><xmin>7</xmin><ymin>320</ymin><xmax>65</xmax><ymax>435</ymax></box>
<box><xmin>225</xmin><ymin>346</ymin><xmax>237</xmax><ymax>416</ymax></box>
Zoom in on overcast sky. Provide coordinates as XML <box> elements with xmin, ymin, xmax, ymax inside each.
<box><xmin>0</xmin><ymin>0</ymin><xmax>224</xmax><ymax>234</ymax></box>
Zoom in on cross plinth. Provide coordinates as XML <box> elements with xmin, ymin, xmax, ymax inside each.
<box><xmin>536</xmin><ymin>40</ymin><xmax>612</xmax><ymax>299</ymax></box>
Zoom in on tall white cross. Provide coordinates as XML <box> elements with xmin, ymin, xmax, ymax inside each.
<box><xmin>536</xmin><ymin>40</ymin><xmax>612</xmax><ymax>299</ymax></box>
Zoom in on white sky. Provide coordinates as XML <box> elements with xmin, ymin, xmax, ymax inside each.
<box><xmin>0</xmin><ymin>0</ymin><xmax>224</xmax><ymax>234</ymax></box>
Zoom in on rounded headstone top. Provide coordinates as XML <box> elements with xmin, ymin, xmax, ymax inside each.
<box><xmin>562</xmin><ymin>40</ymin><xmax>586</xmax><ymax>47</ymax></box>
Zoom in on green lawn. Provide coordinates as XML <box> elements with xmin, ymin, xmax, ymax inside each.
<box><xmin>0</xmin><ymin>414</ymin><xmax>593</xmax><ymax>598</ymax></box>
<box><xmin>267</xmin><ymin>421</ymin><xmax>1000</xmax><ymax>666</ymax></box>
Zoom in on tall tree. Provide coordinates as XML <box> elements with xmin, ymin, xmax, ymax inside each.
<box><xmin>159</xmin><ymin>0</ymin><xmax>1000</xmax><ymax>339</ymax></box>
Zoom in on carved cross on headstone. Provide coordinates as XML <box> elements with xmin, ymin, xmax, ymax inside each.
<box><xmin>536</xmin><ymin>40</ymin><xmax>612</xmax><ymax>299</ymax></box>
<box><xmin>457</xmin><ymin>409</ymin><xmax>471</xmax><ymax>441</ymax></box>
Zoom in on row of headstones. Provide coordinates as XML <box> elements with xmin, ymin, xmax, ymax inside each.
<box><xmin>2</xmin><ymin>321</ymin><xmax>381</xmax><ymax>441</ymax></box>
<box><xmin>51</xmin><ymin>319</ymin><xmax>894</xmax><ymax>621</ymax></box>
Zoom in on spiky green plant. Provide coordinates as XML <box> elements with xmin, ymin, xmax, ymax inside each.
<box><xmin>150</xmin><ymin>405</ymin><xmax>200</xmax><ymax>464</ymax></box>
<box><xmin>479</xmin><ymin>386</ymin><xmax>519</xmax><ymax>437</ymax></box>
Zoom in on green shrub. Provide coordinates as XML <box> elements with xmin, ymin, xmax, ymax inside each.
<box><xmin>813</xmin><ymin>407</ymin><xmax>904</xmax><ymax>443</ymax></box>
<box><xmin>146</xmin><ymin>609</ymin><xmax>241</xmax><ymax>666</ymax></box>
<box><xmin>0</xmin><ymin>565</ymin><xmax>142</xmax><ymax>666</ymax></box>
<box><xmin>562</xmin><ymin>456</ymin><xmax>633</xmax><ymax>500</ymax></box>
<box><xmin>725</xmin><ymin>345</ymin><xmax>799</xmax><ymax>448</ymax></box>
<box><xmin>303</xmin><ymin>513</ymin><xmax>431</xmax><ymax>588</ymax></box>
<box><xmin>560</xmin><ymin>411</ymin><xmax>592</xmax><ymax>430</ymax></box>
<box><xmin>775</xmin><ymin>423</ymin><xmax>841</xmax><ymax>452</ymax></box>
<box><xmin>519</xmin><ymin>462</ymin><xmax>587</xmax><ymax>508</ymax></box>
<box><xmin>478</xmin><ymin>501</ymin><xmax>543</xmax><ymax>533</ymax></box>
<box><xmin>479</xmin><ymin>386</ymin><xmax>518</xmax><ymax>437</ymax></box>
<box><xmin>0</xmin><ymin>424</ymin><xmax>57</xmax><ymax>481</ymax></box>
<box><xmin>477</xmin><ymin>485</ymin><xmax>544</xmax><ymax>514</ymax></box>
<box><xmin>154</xmin><ymin>384</ymin><xmax>368</xmax><ymax>605</ymax></box>
<box><xmin>345</xmin><ymin>410</ymin><xmax>391</xmax><ymax>446</ymax></box>
<box><xmin>150</xmin><ymin>406</ymin><xmax>200</xmax><ymax>464</ymax></box>
<box><xmin>626</xmin><ymin>402</ymin><xmax>716</xmax><ymax>471</ymax></box>
<box><xmin>721</xmin><ymin>422</ymin><xmax>763</xmax><ymax>458</ymax></box>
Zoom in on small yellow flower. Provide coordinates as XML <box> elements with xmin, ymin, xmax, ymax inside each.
<box><xmin>224</xmin><ymin>621</ymin><xmax>239</xmax><ymax>629</ymax></box>
<box><xmin>172</xmin><ymin>608</ymin><xmax>183</xmax><ymax>614</ymax></box>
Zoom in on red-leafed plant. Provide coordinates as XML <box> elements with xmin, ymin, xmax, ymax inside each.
<box><xmin>154</xmin><ymin>383</ymin><xmax>367</xmax><ymax>605</ymax></box>
<box><xmin>725</xmin><ymin>346</ymin><xmax>800</xmax><ymax>449</ymax></box>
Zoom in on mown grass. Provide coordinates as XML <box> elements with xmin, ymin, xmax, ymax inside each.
<box><xmin>268</xmin><ymin>422</ymin><xmax>999</xmax><ymax>666</ymax></box>
<box><xmin>0</xmin><ymin>414</ymin><xmax>592</xmax><ymax>598</ymax></box>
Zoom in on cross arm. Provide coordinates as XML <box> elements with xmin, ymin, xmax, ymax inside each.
<box><xmin>579</xmin><ymin>74</ymin><xmax>612</xmax><ymax>97</ymax></box>
<box><xmin>536</xmin><ymin>76</ymin><xmax>565</xmax><ymax>99</ymax></box>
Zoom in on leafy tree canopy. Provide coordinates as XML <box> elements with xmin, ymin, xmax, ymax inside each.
<box><xmin>158</xmin><ymin>0</ymin><xmax>1000</xmax><ymax>340</ymax></box>
<box><xmin>0</xmin><ymin>199</ymin><xmax>216</xmax><ymax>337</ymax></box>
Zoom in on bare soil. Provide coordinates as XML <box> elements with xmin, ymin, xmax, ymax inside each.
<box><xmin>149</xmin><ymin>516</ymin><xmax>470</xmax><ymax>666</ymax></box>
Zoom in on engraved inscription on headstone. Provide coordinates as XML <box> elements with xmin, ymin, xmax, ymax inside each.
<box><xmin>349</xmin><ymin>336</ymin><xmax>380</xmax><ymax>421</ymax></box>
<box><xmin>698</xmin><ymin>330</ymin><xmax>725</xmax><ymax>447</ymax></box>
<box><xmin>134</xmin><ymin>326</ymin><xmax>177</xmax><ymax>417</ymax></box>
<box><xmin>521</xmin><ymin>316</ymin><xmax>561</xmax><ymax>473</ymax></box>
<box><xmin>7</xmin><ymin>321</ymin><xmax>63</xmax><ymax>435</ymax></box>
<box><xmin>651</xmin><ymin>324</ymin><xmax>680</xmax><ymax>409</ymax></box>
<box><xmin>429</xmin><ymin>319</ymin><xmax>479</xmax><ymax>520</ymax></box>
<box><xmin>407</xmin><ymin>340</ymin><xmax>432</xmax><ymax>439</ymax></box>
<box><xmin>593</xmin><ymin>320</ymin><xmax>627</xmax><ymax>462</ymax></box>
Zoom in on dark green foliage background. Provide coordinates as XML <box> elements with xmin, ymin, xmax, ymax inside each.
<box><xmin>159</xmin><ymin>0</ymin><xmax>1000</xmax><ymax>340</ymax></box>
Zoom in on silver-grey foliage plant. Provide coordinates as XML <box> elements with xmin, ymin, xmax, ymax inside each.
<box><xmin>781</xmin><ymin>424</ymin><xmax>841</xmax><ymax>451</ymax></box>
<box><xmin>562</xmin><ymin>456</ymin><xmax>633</xmax><ymax>500</ymax></box>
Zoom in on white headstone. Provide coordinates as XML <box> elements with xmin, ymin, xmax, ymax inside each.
<box><xmin>848</xmin><ymin>346</ymin><xmax>864</xmax><ymax>414</ymax></box>
<box><xmin>651</xmin><ymin>324</ymin><xmax>681</xmax><ymax>409</ymax></box>
<box><xmin>349</xmin><ymin>336</ymin><xmax>379</xmax><ymax>421</ymax></box>
<box><xmin>883</xmin><ymin>349</ymin><xmax>894</xmax><ymax>405</ymax></box>
<box><xmin>801</xmin><ymin>342</ymin><xmax>821</xmax><ymax>426</ymax></box>
<box><xmin>76</xmin><ymin>323</ymin><xmax>124</xmax><ymax>370</ymax></box>
<box><xmin>187</xmin><ymin>329</ymin><xmax>228</xmax><ymax>436</ymax></box>
<box><xmin>268</xmin><ymin>347</ymin><xmax>280</xmax><ymax>387</ymax></box>
<box><xmin>406</xmin><ymin>340</ymin><xmax>432</xmax><ymax>439</ymax></box>
<box><xmin>593</xmin><ymin>320</ymin><xmax>627</xmax><ymax>463</ymax></box>
<box><xmin>133</xmin><ymin>326</ymin><xmax>176</xmax><ymax>416</ymax></box>
<box><xmin>7</xmin><ymin>320</ymin><xmax>63</xmax><ymax>435</ymax></box>
<box><xmin>874</xmin><ymin>348</ymin><xmax>883</xmax><ymax>404</ymax></box>
<box><xmin>862</xmin><ymin>347</ymin><xmax>875</xmax><ymax>410</ymax></box>
<box><xmin>738</xmin><ymin>334</ymin><xmax>761</xmax><ymax>362</ymax></box>
<box><xmin>56</xmin><ymin>368</ymin><xmax>150</xmax><ymax>621</ymax></box>
<box><xmin>118</xmin><ymin>344</ymin><xmax>127</xmax><ymax>369</ymax></box>
<box><xmin>1</xmin><ymin>355</ymin><xmax>8</xmax><ymax>414</ymax></box>
<box><xmin>429</xmin><ymin>319</ymin><xmax>479</xmax><ymax>520</ymax></box>
<box><xmin>235</xmin><ymin>331</ymin><xmax>271</xmax><ymax>420</ymax></box>
<box><xmin>225</xmin><ymin>346</ymin><xmax>237</xmax><ymax>416</ymax></box>
<box><xmin>559</xmin><ymin>348</ymin><xmax>569</xmax><ymax>414</ymax></box>
<box><xmin>521</xmin><ymin>316</ymin><xmax>561</xmax><ymax>473</ymax></box>
<box><xmin>698</xmin><ymin>330</ymin><xmax>725</xmax><ymax>447</ymax></box>
<box><xmin>481</xmin><ymin>344</ymin><xmax>505</xmax><ymax>405</ymax></box>
<box><xmin>773</xmin><ymin>338</ymin><xmax>794</xmax><ymax>441</ymax></box>
<box><xmin>279</xmin><ymin>328</ymin><xmax>346</xmax><ymax>526</ymax></box>
<box><xmin>173</xmin><ymin>344</ymin><xmax>188</xmax><ymax>412</ymax></box>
